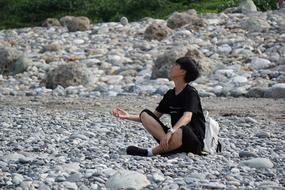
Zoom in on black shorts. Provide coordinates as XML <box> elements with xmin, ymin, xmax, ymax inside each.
<box><xmin>141</xmin><ymin>109</ymin><xmax>203</xmax><ymax>155</ymax></box>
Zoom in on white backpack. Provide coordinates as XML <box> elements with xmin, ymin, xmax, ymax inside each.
<box><xmin>203</xmin><ymin>111</ymin><xmax>221</xmax><ymax>154</ymax></box>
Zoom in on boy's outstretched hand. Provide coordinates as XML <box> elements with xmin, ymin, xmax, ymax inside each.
<box><xmin>112</xmin><ymin>108</ymin><xmax>130</xmax><ymax>119</ymax></box>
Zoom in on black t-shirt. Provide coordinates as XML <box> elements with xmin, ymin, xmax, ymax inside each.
<box><xmin>156</xmin><ymin>85</ymin><xmax>205</xmax><ymax>142</ymax></box>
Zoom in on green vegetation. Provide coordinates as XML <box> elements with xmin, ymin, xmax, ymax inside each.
<box><xmin>0</xmin><ymin>0</ymin><xmax>277</xmax><ymax>29</ymax></box>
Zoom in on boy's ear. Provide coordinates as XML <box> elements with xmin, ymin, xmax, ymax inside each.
<box><xmin>181</xmin><ymin>69</ymin><xmax>186</xmax><ymax>74</ymax></box>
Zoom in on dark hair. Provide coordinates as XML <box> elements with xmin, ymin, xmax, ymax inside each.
<box><xmin>175</xmin><ymin>57</ymin><xmax>200</xmax><ymax>83</ymax></box>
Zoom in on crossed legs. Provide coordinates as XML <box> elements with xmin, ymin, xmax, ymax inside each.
<box><xmin>139</xmin><ymin>109</ymin><xmax>183</xmax><ymax>155</ymax></box>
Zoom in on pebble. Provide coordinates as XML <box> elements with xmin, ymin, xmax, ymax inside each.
<box><xmin>12</xmin><ymin>174</ymin><xmax>24</xmax><ymax>185</ymax></box>
<box><xmin>239</xmin><ymin>151</ymin><xmax>258</xmax><ymax>158</ymax></box>
<box><xmin>255</xmin><ymin>131</ymin><xmax>271</xmax><ymax>138</ymax></box>
<box><xmin>202</xmin><ymin>182</ymin><xmax>226</xmax><ymax>189</ymax></box>
<box><xmin>63</xmin><ymin>181</ymin><xmax>78</xmax><ymax>190</ymax></box>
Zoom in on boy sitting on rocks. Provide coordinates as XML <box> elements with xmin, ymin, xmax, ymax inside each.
<box><xmin>112</xmin><ymin>57</ymin><xmax>205</xmax><ymax>157</ymax></box>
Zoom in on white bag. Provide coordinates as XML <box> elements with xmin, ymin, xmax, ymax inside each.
<box><xmin>203</xmin><ymin>111</ymin><xmax>221</xmax><ymax>154</ymax></box>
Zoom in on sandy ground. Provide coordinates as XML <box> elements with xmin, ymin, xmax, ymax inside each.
<box><xmin>1</xmin><ymin>96</ymin><xmax>284</xmax><ymax>124</ymax></box>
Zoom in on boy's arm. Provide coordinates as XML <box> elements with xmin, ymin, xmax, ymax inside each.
<box><xmin>171</xmin><ymin>112</ymin><xmax>193</xmax><ymax>132</ymax></box>
<box><xmin>125</xmin><ymin>114</ymin><xmax>141</xmax><ymax>122</ymax></box>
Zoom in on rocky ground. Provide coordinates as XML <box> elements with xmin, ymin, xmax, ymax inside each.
<box><xmin>0</xmin><ymin>96</ymin><xmax>284</xmax><ymax>189</ymax></box>
<box><xmin>0</xmin><ymin>1</ymin><xmax>285</xmax><ymax>189</ymax></box>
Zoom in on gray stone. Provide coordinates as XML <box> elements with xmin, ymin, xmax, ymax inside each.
<box><xmin>239</xmin><ymin>151</ymin><xmax>258</xmax><ymax>158</ymax></box>
<box><xmin>152</xmin><ymin>173</ymin><xmax>165</xmax><ymax>183</ymax></box>
<box><xmin>231</xmin><ymin>76</ymin><xmax>248</xmax><ymax>86</ymax></box>
<box><xmin>144</xmin><ymin>22</ymin><xmax>171</xmax><ymax>41</ymax></box>
<box><xmin>18</xmin><ymin>156</ymin><xmax>33</xmax><ymax>164</ymax></box>
<box><xmin>62</xmin><ymin>163</ymin><xmax>81</xmax><ymax>173</ymax></box>
<box><xmin>44</xmin><ymin>63</ymin><xmax>95</xmax><ymax>89</ymax></box>
<box><xmin>241</xmin><ymin>18</ymin><xmax>270</xmax><ymax>32</ymax></box>
<box><xmin>105</xmin><ymin>170</ymin><xmax>150</xmax><ymax>190</ymax></box>
<box><xmin>188</xmin><ymin>173</ymin><xmax>206</xmax><ymax>180</ymax></box>
<box><xmin>120</xmin><ymin>17</ymin><xmax>128</xmax><ymax>26</ymax></box>
<box><xmin>151</xmin><ymin>45</ymin><xmax>216</xmax><ymax>79</ymax></box>
<box><xmin>13</xmin><ymin>56</ymin><xmax>33</xmax><ymax>75</ymax></box>
<box><xmin>247</xmin><ymin>87</ymin><xmax>266</xmax><ymax>98</ymax></box>
<box><xmin>69</xmin><ymin>133</ymin><xmax>89</xmax><ymax>140</ymax></box>
<box><xmin>245</xmin><ymin>117</ymin><xmax>258</xmax><ymax>123</ymax></box>
<box><xmin>55</xmin><ymin>175</ymin><xmax>65</xmax><ymax>183</ymax></box>
<box><xmin>63</xmin><ymin>181</ymin><xmax>78</xmax><ymax>190</ymax></box>
<box><xmin>42</xmin><ymin>18</ymin><xmax>61</xmax><ymax>28</ymax></box>
<box><xmin>38</xmin><ymin>184</ymin><xmax>51</xmax><ymax>190</ymax></box>
<box><xmin>249</xmin><ymin>58</ymin><xmax>274</xmax><ymax>70</ymax></box>
<box><xmin>240</xmin><ymin>158</ymin><xmax>274</xmax><ymax>169</ymax></box>
<box><xmin>258</xmin><ymin>181</ymin><xmax>280</xmax><ymax>188</ymax></box>
<box><xmin>167</xmin><ymin>10</ymin><xmax>197</xmax><ymax>29</ymax></box>
<box><xmin>52</xmin><ymin>85</ymin><xmax>66</xmax><ymax>96</ymax></box>
<box><xmin>239</xmin><ymin>0</ymin><xmax>257</xmax><ymax>13</ymax></box>
<box><xmin>42</xmin><ymin>41</ymin><xmax>63</xmax><ymax>52</ymax></box>
<box><xmin>0</xmin><ymin>47</ymin><xmax>21</xmax><ymax>75</ymax></box>
<box><xmin>1</xmin><ymin>153</ymin><xmax>26</xmax><ymax>162</ymax></box>
<box><xmin>202</xmin><ymin>182</ymin><xmax>226</xmax><ymax>189</ymax></box>
<box><xmin>12</xmin><ymin>174</ymin><xmax>24</xmax><ymax>185</ymax></box>
<box><xmin>60</xmin><ymin>16</ymin><xmax>90</xmax><ymax>32</ymax></box>
<box><xmin>266</xmin><ymin>83</ymin><xmax>285</xmax><ymax>98</ymax></box>
<box><xmin>218</xmin><ymin>44</ymin><xmax>232</xmax><ymax>55</ymax></box>
<box><xmin>255</xmin><ymin>131</ymin><xmax>270</xmax><ymax>138</ymax></box>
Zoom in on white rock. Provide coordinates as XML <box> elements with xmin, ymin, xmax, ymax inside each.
<box><xmin>215</xmin><ymin>69</ymin><xmax>235</xmax><ymax>78</ymax></box>
<box><xmin>239</xmin><ymin>0</ymin><xmax>257</xmax><ymax>13</ymax></box>
<box><xmin>240</xmin><ymin>158</ymin><xmax>274</xmax><ymax>169</ymax></box>
<box><xmin>152</xmin><ymin>173</ymin><xmax>165</xmax><ymax>182</ymax></box>
<box><xmin>106</xmin><ymin>170</ymin><xmax>150</xmax><ymax>190</ymax></box>
<box><xmin>249</xmin><ymin>58</ymin><xmax>274</xmax><ymax>70</ymax></box>
<box><xmin>107</xmin><ymin>55</ymin><xmax>123</xmax><ymax>65</ymax></box>
<box><xmin>12</xmin><ymin>174</ymin><xmax>24</xmax><ymax>185</ymax></box>
<box><xmin>62</xmin><ymin>163</ymin><xmax>81</xmax><ymax>173</ymax></box>
<box><xmin>73</xmin><ymin>39</ymin><xmax>85</xmax><ymax>44</ymax></box>
<box><xmin>231</xmin><ymin>76</ymin><xmax>248</xmax><ymax>85</ymax></box>
<box><xmin>203</xmin><ymin>182</ymin><xmax>226</xmax><ymax>189</ymax></box>
<box><xmin>218</xmin><ymin>44</ymin><xmax>232</xmax><ymax>54</ymax></box>
<box><xmin>258</xmin><ymin>181</ymin><xmax>280</xmax><ymax>188</ymax></box>
<box><xmin>101</xmin><ymin>75</ymin><xmax>123</xmax><ymax>84</ymax></box>
<box><xmin>1</xmin><ymin>153</ymin><xmax>26</xmax><ymax>162</ymax></box>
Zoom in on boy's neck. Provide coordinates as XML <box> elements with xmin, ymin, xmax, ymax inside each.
<box><xmin>174</xmin><ymin>79</ymin><xmax>188</xmax><ymax>95</ymax></box>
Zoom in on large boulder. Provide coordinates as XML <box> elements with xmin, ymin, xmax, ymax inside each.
<box><xmin>13</xmin><ymin>56</ymin><xmax>33</xmax><ymax>75</ymax></box>
<box><xmin>106</xmin><ymin>170</ymin><xmax>150</xmax><ymax>190</ymax></box>
<box><xmin>241</xmin><ymin>17</ymin><xmax>270</xmax><ymax>32</ymax></box>
<box><xmin>42</xmin><ymin>18</ymin><xmax>61</xmax><ymax>28</ymax></box>
<box><xmin>239</xmin><ymin>0</ymin><xmax>257</xmax><ymax>14</ymax></box>
<box><xmin>144</xmin><ymin>22</ymin><xmax>172</xmax><ymax>41</ymax></box>
<box><xmin>0</xmin><ymin>47</ymin><xmax>21</xmax><ymax>75</ymax></box>
<box><xmin>167</xmin><ymin>9</ymin><xmax>197</xmax><ymax>29</ymax></box>
<box><xmin>60</xmin><ymin>16</ymin><xmax>90</xmax><ymax>32</ymax></box>
<box><xmin>151</xmin><ymin>45</ymin><xmax>216</xmax><ymax>79</ymax></box>
<box><xmin>183</xmin><ymin>17</ymin><xmax>208</xmax><ymax>31</ymax></box>
<box><xmin>44</xmin><ymin>63</ymin><xmax>94</xmax><ymax>89</ymax></box>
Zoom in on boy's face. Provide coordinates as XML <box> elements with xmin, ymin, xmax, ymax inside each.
<box><xmin>169</xmin><ymin>63</ymin><xmax>186</xmax><ymax>80</ymax></box>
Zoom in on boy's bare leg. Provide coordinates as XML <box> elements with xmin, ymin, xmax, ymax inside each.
<box><xmin>140</xmin><ymin>111</ymin><xmax>166</xmax><ymax>141</ymax></box>
<box><xmin>152</xmin><ymin>129</ymin><xmax>183</xmax><ymax>155</ymax></box>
